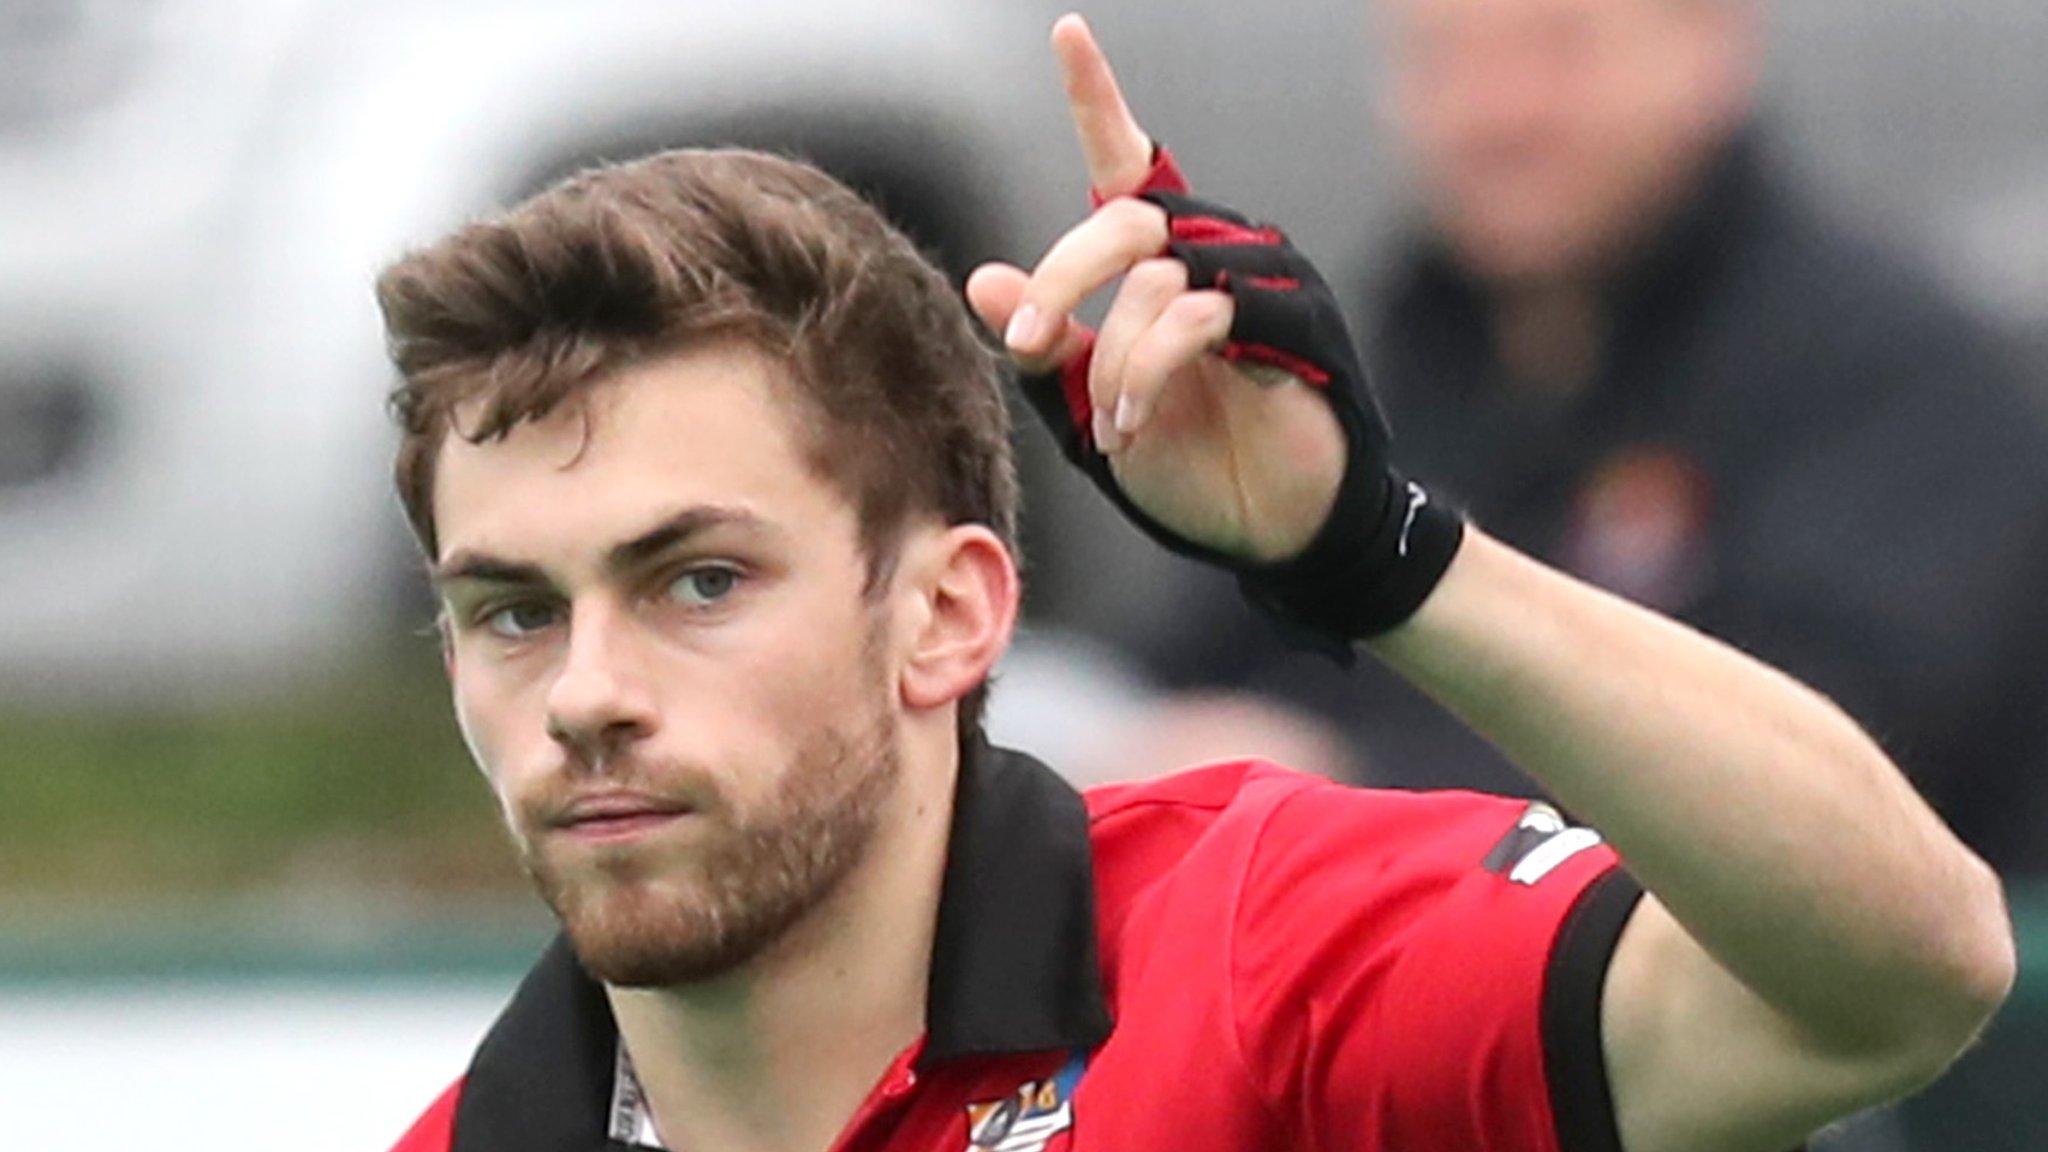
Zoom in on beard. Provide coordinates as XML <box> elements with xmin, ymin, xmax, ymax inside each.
<box><xmin>511</xmin><ymin>684</ymin><xmax>901</xmax><ymax>989</ymax></box>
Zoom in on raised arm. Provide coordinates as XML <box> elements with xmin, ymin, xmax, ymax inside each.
<box><xmin>969</xmin><ymin>16</ymin><xmax>2014</xmax><ymax>1152</ymax></box>
<box><xmin>1373</xmin><ymin>527</ymin><xmax>2011</xmax><ymax>1152</ymax></box>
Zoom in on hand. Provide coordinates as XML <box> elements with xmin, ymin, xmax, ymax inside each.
<box><xmin>971</xmin><ymin>14</ymin><xmax>1462</xmax><ymax>645</ymax></box>
<box><xmin>965</xmin><ymin>14</ymin><xmax>1345</xmax><ymax>563</ymax></box>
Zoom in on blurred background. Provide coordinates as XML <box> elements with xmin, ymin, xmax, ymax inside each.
<box><xmin>1</xmin><ymin>0</ymin><xmax>2043</xmax><ymax>1148</ymax></box>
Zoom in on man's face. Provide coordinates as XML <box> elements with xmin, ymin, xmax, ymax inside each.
<box><xmin>1378</xmin><ymin>0</ymin><xmax>1756</xmax><ymax>286</ymax></box>
<box><xmin>430</xmin><ymin>343</ymin><xmax>905</xmax><ymax>987</ymax></box>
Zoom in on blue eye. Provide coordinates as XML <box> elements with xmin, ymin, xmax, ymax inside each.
<box><xmin>669</xmin><ymin>566</ymin><xmax>740</xmax><ymax>607</ymax></box>
<box><xmin>482</xmin><ymin>600</ymin><xmax>562</xmax><ymax>639</ymax></box>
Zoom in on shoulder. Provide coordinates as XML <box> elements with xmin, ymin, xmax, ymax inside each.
<box><xmin>1103</xmin><ymin>770</ymin><xmax>1635</xmax><ymax>1148</ymax></box>
<box><xmin>1083</xmin><ymin>756</ymin><xmax>1306</xmax><ymax>819</ymax></box>
<box><xmin>1081</xmin><ymin>757</ymin><xmax>1342</xmax><ymax>858</ymax></box>
<box><xmin>1241</xmin><ymin>781</ymin><xmax>1602</xmax><ymax>920</ymax></box>
<box><xmin>1083</xmin><ymin>761</ymin><xmax>1564</xmax><ymax>905</ymax></box>
<box><xmin>1734</xmin><ymin>165</ymin><xmax>2026</xmax><ymax>378</ymax></box>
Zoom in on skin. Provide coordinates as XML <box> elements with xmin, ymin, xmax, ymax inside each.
<box><xmin>432</xmin><ymin>341</ymin><xmax>1016</xmax><ymax>1152</ymax></box>
<box><xmin>969</xmin><ymin>15</ymin><xmax>2014</xmax><ymax>1152</ymax></box>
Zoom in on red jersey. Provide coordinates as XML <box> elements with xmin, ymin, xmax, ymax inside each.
<box><xmin>391</xmin><ymin>742</ymin><xmax>1640</xmax><ymax>1152</ymax></box>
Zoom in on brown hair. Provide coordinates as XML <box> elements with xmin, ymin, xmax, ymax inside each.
<box><xmin>375</xmin><ymin>148</ymin><xmax>1017</xmax><ymax>737</ymax></box>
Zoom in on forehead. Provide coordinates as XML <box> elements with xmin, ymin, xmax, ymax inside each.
<box><xmin>429</xmin><ymin>342</ymin><xmax>847</xmax><ymax>566</ymax></box>
<box><xmin>1380</xmin><ymin>0</ymin><xmax>1665</xmax><ymax>38</ymax></box>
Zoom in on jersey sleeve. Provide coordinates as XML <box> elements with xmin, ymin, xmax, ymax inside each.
<box><xmin>1231</xmin><ymin>782</ymin><xmax>1643</xmax><ymax>1152</ymax></box>
<box><xmin>388</xmin><ymin>1079</ymin><xmax>463</xmax><ymax>1152</ymax></box>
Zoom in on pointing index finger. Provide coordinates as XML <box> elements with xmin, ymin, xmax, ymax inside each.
<box><xmin>1053</xmin><ymin>14</ymin><xmax>1155</xmax><ymax>199</ymax></box>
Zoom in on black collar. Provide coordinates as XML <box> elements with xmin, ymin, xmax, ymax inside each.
<box><xmin>921</xmin><ymin>740</ymin><xmax>1114</xmax><ymax>1064</ymax></box>
<box><xmin>450</xmin><ymin>741</ymin><xmax>1112</xmax><ymax>1151</ymax></box>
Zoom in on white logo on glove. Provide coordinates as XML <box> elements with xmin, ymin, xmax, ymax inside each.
<box><xmin>1398</xmin><ymin>481</ymin><xmax>1428</xmax><ymax>558</ymax></box>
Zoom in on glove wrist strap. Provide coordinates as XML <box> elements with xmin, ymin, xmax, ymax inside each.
<box><xmin>1236</xmin><ymin>461</ymin><xmax>1465</xmax><ymax>657</ymax></box>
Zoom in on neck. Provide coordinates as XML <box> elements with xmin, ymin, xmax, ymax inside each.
<box><xmin>1479</xmin><ymin>134</ymin><xmax>1749</xmax><ymax>397</ymax></box>
<box><xmin>1490</xmin><ymin>285</ymin><xmax>1609</xmax><ymax>398</ymax></box>
<box><xmin>607</xmin><ymin>727</ymin><xmax>960</xmax><ymax>1152</ymax></box>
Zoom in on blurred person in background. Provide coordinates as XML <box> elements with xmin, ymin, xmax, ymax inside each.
<box><xmin>1139</xmin><ymin>0</ymin><xmax>2048</xmax><ymax>879</ymax></box>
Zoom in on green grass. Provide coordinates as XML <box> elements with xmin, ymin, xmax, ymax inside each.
<box><xmin>0</xmin><ymin>639</ymin><xmax>520</xmax><ymax>900</ymax></box>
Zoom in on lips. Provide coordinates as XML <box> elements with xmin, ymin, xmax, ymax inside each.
<box><xmin>549</xmin><ymin>791</ymin><xmax>696</xmax><ymax>842</ymax></box>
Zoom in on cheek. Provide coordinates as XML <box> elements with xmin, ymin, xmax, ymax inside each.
<box><xmin>448</xmin><ymin>656</ymin><xmax>540</xmax><ymax>786</ymax></box>
<box><xmin>724</xmin><ymin>606</ymin><xmax>889</xmax><ymax>754</ymax></box>
<box><xmin>447</xmin><ymin>677</ymin><xmax>527</xmax><ymax>833</ymax></box>
<box><xmin>741</xmin><ymin>631</ymin><xmax>875</xmax><ymax>743</ymax></box>
<box><xmin>1585</xmin><ymin>32</ymin><xmax>1719</xmax><ymax>161</ymax></box>
<box><xmin>450</xmin><ymin>684</ymin><xmax>494</xmax><ymax>774</ymax></box>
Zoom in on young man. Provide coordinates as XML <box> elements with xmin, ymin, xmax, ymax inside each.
<box><xmin>381</xmin><ymin>16</ymin><xmax>2011</xmax><ymax>1152</ymax></box>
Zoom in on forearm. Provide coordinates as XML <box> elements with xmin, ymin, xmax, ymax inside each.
<box><xmin>1368</xmin><ymin>528</ymin><xmax>2014</xmax><ymax>1050</ymax></box>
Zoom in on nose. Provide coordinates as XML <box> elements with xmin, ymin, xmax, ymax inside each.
<box><xmin>544</xmin><ymin>601</ymin><xmax>659</xmax><ymax>771</ymax></box>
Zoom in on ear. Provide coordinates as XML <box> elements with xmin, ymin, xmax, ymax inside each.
<box><xmin>897</xmin><ymin>524</ymin><xmax>1020</xmax><ymax>716</ymax></box>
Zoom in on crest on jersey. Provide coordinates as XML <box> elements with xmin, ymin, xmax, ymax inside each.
<box><xmin>964</xmin><ymin>1050</ymin><xmax>1086</xmax><ymax>1152</ymax></box>
<box><xmin>1483</xmin><ymin>802</ymin><xmax>1603</xmax><ymax>885</ymax></box>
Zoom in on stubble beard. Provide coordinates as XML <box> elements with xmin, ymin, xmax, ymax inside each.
<box><xmin>515</xmin><ymin>689</ymin><xmax>902</xmax><ymax>989</ymax></box>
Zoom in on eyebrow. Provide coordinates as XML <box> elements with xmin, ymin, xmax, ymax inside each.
<box><xmin>430</xmin><ymin>505</ymin><xmax>776</xmax><ymax>590</ymax></box>
<box><xmin>430</xmin><ymin>556</ymin><xmax>549</xmax><ymax>588</ymax></box>
<box><xmin>607</xmin><ymin>505</ymin><xmax>776</xmax><ymax>570</ymax></box>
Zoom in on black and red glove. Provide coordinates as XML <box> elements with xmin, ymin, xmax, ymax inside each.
<box><xmin>1016</xmin><ymin>147</ymin><xmax>1464</xmax><ymax>653</ymax></box>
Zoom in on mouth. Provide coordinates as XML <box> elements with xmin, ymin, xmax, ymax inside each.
<box><xmin>549</xmin><ymin>792</ymin><xmax>698</xmax><ymax>844</ymax></box>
